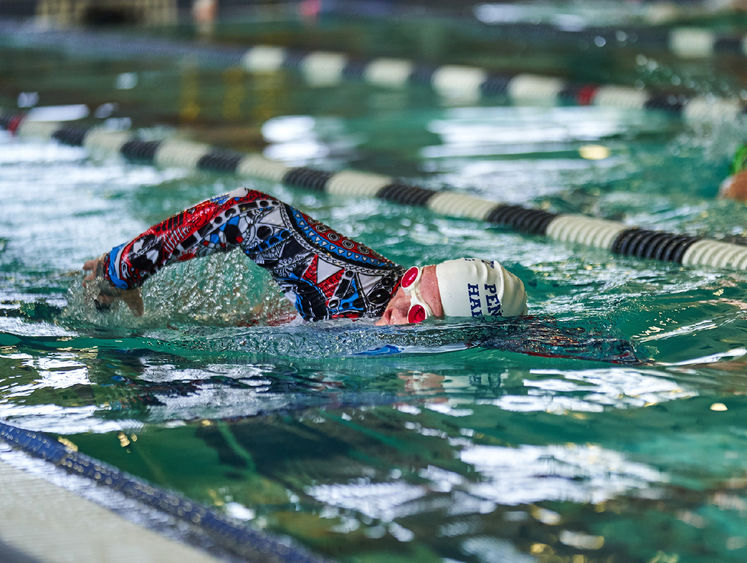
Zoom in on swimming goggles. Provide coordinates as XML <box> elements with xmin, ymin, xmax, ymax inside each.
<box><xmin>400</xmin><ymin>266</ymin><xmax>433</xmax><ymax>324</ymax></box>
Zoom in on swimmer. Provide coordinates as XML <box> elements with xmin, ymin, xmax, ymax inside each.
<box><xmin>83</xmin><ymin>187</ymin><xmax>527</xmax><ymax>325</ymax></box>
<box><xmin>719</xmin><ymin>143</ymin><xmax>747</xmax><ymax>202</ymax></box>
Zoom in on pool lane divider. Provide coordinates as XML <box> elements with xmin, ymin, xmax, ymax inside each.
<box><xmin>0</xmin><ymin>420</ymin><xmax>325</xmax><ymax>563</ymax></box>
<box><xmin>1</xmin><ymin>21</ymin><xmax>745</xmax><ymax>122</ymax></box>
<box><xmin>244</xmin><ymin>47</ymin><xmax>746</xmax><ymax>121</ymax></box>
<box><xmin>470</xmin><ymin>20</ymin><xmax>747</xmax><ymax>60</ymax></box>
<box><xmin>2</xmin><ymin>113</ymin><xmax>746</xmax><ymax>272</ymax></box>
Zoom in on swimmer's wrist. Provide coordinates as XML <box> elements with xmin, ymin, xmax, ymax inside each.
<box><xmin>102</xmin><ymin>244</ymin><xmax>134</xmax><ymax>291</ymax></box>
<box><xmin>97</xmin><ymin>252</ymin><xmax>126</xmax><ymax>296</ymax></box>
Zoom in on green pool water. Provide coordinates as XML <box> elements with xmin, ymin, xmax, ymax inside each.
<box><xmin>1</xmin><ymin>10</ymin><xmax>747</xmax><ymax>563</ymax></box>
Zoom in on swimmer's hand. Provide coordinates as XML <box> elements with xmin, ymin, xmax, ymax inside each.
<box><xmin>82</xmin><ymin>255</ymin><xmax>144</xmax><ymax>316</ymax></box>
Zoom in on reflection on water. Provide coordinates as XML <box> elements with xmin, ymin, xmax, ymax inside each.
<box><xmin>460</xmin><ymin>443</ymin><xmax>663</xmax><ymax>505</ymax></box>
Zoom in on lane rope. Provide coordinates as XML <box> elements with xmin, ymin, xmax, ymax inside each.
<box><xmin>0</xmin><ymin>20</ymin><xmax>745</xmax><ymax>121</ymax></box>
<box><xmin>2</xmin><ymin>113</ymin><xmax>746</xmax><ymax>272</ymax></box>
<box><xmin>0</xmin><ymin>420</ymin><xmax>325</xmax><ymax>563</ymax></box>
<box><xmin>467</xmin><ymin>20</ymin><xmax>747</xmax><ymax>60</ymax></box>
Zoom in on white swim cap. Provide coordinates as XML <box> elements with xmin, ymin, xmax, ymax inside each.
<box><xmin>435</xmin><ymin>258</ymin><xmax>528</xmax><ymax>318</ymax></box>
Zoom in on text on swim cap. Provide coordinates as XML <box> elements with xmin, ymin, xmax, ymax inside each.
<box><xmin>467</xmin><ymin>283</ymin><xmax>502</xmax><ymax>317</ymax></box>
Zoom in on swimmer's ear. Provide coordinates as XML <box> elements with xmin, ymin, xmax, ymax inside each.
<box><xmin>121</xmin><ymin>288</ymin><xmax>144</xmax><ymax>317</ymax></box>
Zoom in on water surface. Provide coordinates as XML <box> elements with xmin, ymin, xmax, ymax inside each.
<box><xmin>1</xmin><ymin>12</ymin><xmax>746</xmax><ymax>562</ymax></box>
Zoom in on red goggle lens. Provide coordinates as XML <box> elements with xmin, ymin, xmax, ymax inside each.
<box><xmin>408</xmin><ymin>304</ymin><xmax>427</xmax><ymax>324</ymax></box>
<box><xmin>401</xmin><ymin>267</ymin><xmax>420</xmax><ymax>289</ymax></box>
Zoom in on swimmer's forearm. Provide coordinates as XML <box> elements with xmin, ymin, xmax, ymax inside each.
<box><xmin>103</xmin><ymin>188</ymin><xmax>265</xmax><ymax>289</ymax></box>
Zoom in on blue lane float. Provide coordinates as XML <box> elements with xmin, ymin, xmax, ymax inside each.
<box><xmin>2</xmin><ymin>113</ymin><xmax>745</xmax><ymax>272</ymax></box>
<box><xmin>0</xmin><ymin>420</ymin><xmax>326</xmax><ymax>563</ymax></box>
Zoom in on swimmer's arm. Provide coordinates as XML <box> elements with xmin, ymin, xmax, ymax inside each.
<box><xmin>83</xmin><ymin>187</ymin><xmax>272</xmax><ymax>307</ymax></box>
<box><xmin>83</xmin><ymin>186</ymin><xmax>402</xmax><ymax>320</ymax></box>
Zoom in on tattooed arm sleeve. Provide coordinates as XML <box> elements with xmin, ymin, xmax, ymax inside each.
<box><xmin>104</xmin><ymin>187</ymin><xmax>404</xmax><ymax>321</ymax></box>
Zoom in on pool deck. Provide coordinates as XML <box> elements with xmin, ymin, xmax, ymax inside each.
<box><xmin>0</xmin><ymin>459</ymin><xmax>220</xmax><ymax>563</ymax></box>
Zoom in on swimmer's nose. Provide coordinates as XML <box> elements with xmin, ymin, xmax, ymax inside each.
<box><xmin>375</xmin><ymin>309</ymin><xmax>392</xmax><ymax>326</ymax></box>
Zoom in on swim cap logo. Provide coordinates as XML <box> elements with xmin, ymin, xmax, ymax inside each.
<box><xmin>468</xmin><ymin>283</ymin><xmax>481</xmax><ymax>317</ymax></box>
<box><xmin>484</xmin><ymin>283</ymin><xmax>502</xmax><ymax>316</ymax></box>
<box><xmin>467</xmin><ymin>283</ymin><xmax>503</xmax><ymax>317</ymax></box>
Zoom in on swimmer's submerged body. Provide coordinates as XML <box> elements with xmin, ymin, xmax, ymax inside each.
<box><xmin>83</xmin><ymin>187</ymin><xmax>527</xmax><ymax>325</ymax></box>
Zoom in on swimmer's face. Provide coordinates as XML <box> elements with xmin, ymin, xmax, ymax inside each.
<box><xmin>375</xmin><ymin>265</ymin><xmax>444</xmax><ymax>326</ymax></box>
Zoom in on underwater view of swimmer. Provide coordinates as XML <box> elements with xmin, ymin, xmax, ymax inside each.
<box><xmin>83</xmin><ymin>186</ymin><xmax>528</xmax><ymax>326</ymax></box>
